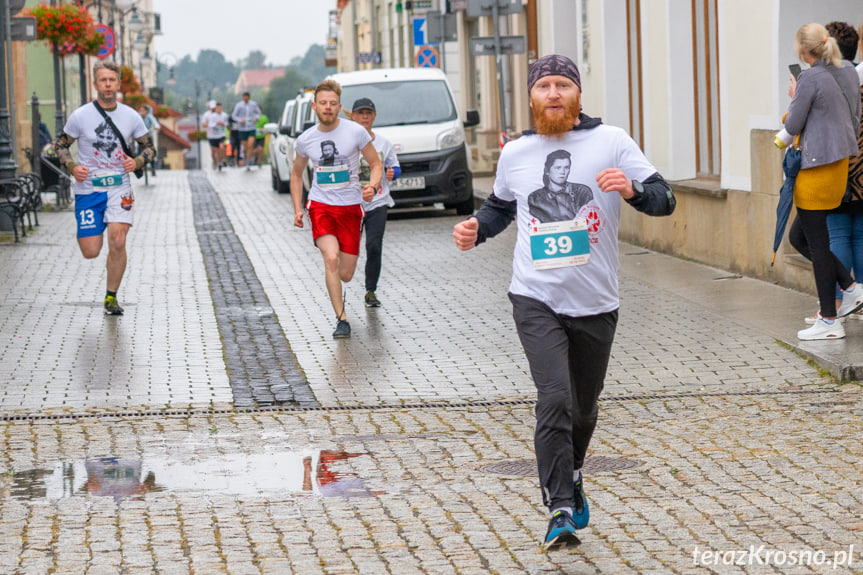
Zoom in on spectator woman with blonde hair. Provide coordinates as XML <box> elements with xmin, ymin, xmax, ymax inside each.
<box><xmin>786</xmin><ymin>23</ymin><xmax>862</xmax><ymax>340</ymax></box>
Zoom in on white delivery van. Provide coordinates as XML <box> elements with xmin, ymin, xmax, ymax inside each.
<box><xmin>328</xmin><ymin>68</ymin><xmax>480</xmax><ymax>215</ymax></box>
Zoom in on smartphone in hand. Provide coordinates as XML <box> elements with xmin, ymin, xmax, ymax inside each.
<box><xmin>789</xmin><ymin>64</ymin><xmax>802</xmax><ymax>79</ymax></box>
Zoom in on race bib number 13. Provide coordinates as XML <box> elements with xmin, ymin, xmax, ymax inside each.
<box><xmin>316</xmin><ymin>165</ymin><xmax>350</xmax><ymax>189</ymax></box>
<box><xmin>529</xmin><ymin>219</ymin><xmax>590</xmax><ymax>270</ymax></box>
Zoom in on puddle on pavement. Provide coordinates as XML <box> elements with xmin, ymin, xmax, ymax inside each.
<box><xmin>1</xmin><ymin>450</ymin><xmax>382</xmax><ymax>502</ymax></box>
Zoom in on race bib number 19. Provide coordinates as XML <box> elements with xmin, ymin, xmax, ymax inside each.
<box><xmin>92</xmin><ymin>170</ymin><xmax>123</xmax><ymax>191</ymax></box>
<box><xmin>529</xmin><ymin>219</ymin><xmax>590</xmax><ymax>270</ymax></box>
<box><xmin>316</xmin><ymin>165</ymin><xmax>350</xmax><ymax>189</ymax></box>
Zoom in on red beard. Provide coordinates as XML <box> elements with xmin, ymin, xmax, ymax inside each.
<box><xmin>532</xmin><ymin>96</ymin><xmax>581</xmax><ymax>136</ymax></box>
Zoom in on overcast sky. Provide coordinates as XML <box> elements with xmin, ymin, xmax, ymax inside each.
<box><xmin>153</xmin><ymin>0</ymin><xmax>333</xmax><ymax>66</ymax></box>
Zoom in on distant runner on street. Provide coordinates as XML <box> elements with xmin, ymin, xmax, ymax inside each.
<box><xmin>291</xmin><ymin>80</ymin><xmax>382</xmax><ymax>338</ymax></box>
<box><xmin>453</xmin><ymin>54</ymin><xmax>676</xmax><ymax>549</ymax></box>
<box><xmin>231</xmin><ymin>92</ymin><xmax>261</xmax><ymax>169</ymax></box>
<box><xmin>253</xmin><ymin>112</ymin><xmax>269</xmax><ymax>168</ymax></box>
<box><xmin>54</xmin><ymin>60</ymin><xmax>155</xmax><ymax>315</ymax></box>
<box><xmin>348</xmin><ymin>97</ymin><xmax>401</xmax><ymax>308</ymax></box>
<box><xmin>202</xmin><ymin>102</ymin><xmax>229</xmax><ymax>171</ymax></box>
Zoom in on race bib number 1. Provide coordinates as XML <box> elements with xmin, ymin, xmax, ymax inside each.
<box><xmin>316</xmin><ymin>164</ymin><xmax>350</xmax><ymax>189</ymax></box>
<box><xmin>529</xmin><ymin>219</ymin><xmax>590</xmax><ymax>270</ymax></box>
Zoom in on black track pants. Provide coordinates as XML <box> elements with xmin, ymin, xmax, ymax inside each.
<box><xmin>510</xmin><ymin>293</ymin><xmax>617</xmax><ymax>511</ymax></box>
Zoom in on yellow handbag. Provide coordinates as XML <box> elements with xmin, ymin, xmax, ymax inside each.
<box><xmin>794</xmin><ymin>157</ymin><xmax>849</xmax><ymax>210</ymax></box>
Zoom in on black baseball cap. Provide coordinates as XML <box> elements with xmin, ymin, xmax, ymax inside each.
<box><xmin>352</xmin><ymin>98</ymin><xmax>376</xmax><ymax>112</ymax></box>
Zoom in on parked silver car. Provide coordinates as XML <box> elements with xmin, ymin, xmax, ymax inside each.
<box><xmin>264</xmin><ymin>90</ymin><xmax>315</xmax><ymax>195</ymax></box>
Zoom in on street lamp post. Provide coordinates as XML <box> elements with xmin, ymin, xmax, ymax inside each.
<box><xmin>107</xmin><ymin>0</ymin><xmax>135</xmax><ymax>66</ymax></box>
<box><xmin>49</xmin><ymin>0</ymin><xmax>65</xmax><ymax>137</ymax></box>
<box><xmin>132</xmin><ymin>31</ymin><xmax>148</xmax><ymax>91</ymax></box>
<box><xmin>0</xmin><ymin>0</ymin><xmax>19</xmax><ymax>179</ymax></box>
<box><xmin>156</xmin><ymin>52</ymin><xmax>177</xmax><ymax>88</ymax></box>
<box><xmin>193</xmin><ymin>78</ymin><xmax>213</xmax><ymax>170</ymax></box>
<box><xmin>139</xmin><ymin>46</ymin><xmax>152</xmax><ymax>93</ymax></box>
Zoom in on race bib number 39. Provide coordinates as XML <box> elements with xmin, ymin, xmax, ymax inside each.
<box><xmin>529</xmin><ymin>219</ymin><xmax>590</xmax><ymax>270</ymax></box>
<box><xmin>316</xmin><ymin>165</ymin><xmax>350</xmax><ymax>189</ymax></box>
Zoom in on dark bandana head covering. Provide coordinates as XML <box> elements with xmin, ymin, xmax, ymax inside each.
<box><xmin>528</xmin><ymin>54</ymin><xmax>582</xmax><ymax>94</ymax></box>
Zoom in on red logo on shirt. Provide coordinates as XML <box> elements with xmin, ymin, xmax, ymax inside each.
<box><xmin>578</xmin><ymin>204</ymin><xmax>606</xmax><ymax>244</ymax></box>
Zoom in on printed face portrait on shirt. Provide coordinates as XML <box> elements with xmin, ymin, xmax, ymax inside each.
<box><xmin>547</xmin><ymin>157</ymin><xmax>571</xmax><ymax>189</ymax></box>
<box><xmin>528</xmin><ymin>149</ymin><xmax>594</xmax><ymax>223</ymax></box>
<box><xmin>320</xmin><ymin>140</ymin><xmax>346</xmax><ymax>167</ymax></box>
<box><xmin>93</xmin><ymin>121</ymin><xmax>119</xmax><ymax>156</ymax></box>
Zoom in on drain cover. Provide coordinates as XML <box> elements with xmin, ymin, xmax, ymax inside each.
<box><xmin>481</xmin><ymin>456</ymin><xmax>643</xmax><ymax>477</ymax></box>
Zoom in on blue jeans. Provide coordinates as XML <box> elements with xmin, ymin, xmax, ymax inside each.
<box><xmin>827</xmin><ymin>212</ymin><xmax>863</xmax><ymax>299</ymax></box>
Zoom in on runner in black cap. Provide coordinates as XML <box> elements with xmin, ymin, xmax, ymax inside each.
<box><xmin>349</xmin><ymin>97</ymin><xmax>402</xmax><ymax>308</ymax></box>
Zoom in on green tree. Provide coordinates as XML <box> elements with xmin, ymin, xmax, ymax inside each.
<box><xmin>289</xmin><ymin>44</ymin><xmax>335</xmax><ymax>85</ymax></box>
<box><xmin>264</xmin><ymin>68</ymin><xmax>310</xmax><ymax>119</ymax></box>
<box><xmin>242</xmin><ymin>50</ymin><xmax>267</xmax><ymax>70</ymax></box>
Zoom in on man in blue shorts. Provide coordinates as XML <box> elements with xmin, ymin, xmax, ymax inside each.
<box><xmin>54</xmin><ymin>60</ymin><xmax>155</xmax><ymax>315</ymax></box>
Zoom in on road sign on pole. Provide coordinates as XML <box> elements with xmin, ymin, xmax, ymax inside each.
<box><xmin>415</xmin><ymin>45</ymin><xmax>440</xmax><ymax>68</ymax></box>
<box><xmin>427</xmin><ymin>11</ymin><xmax>457</xmax><ymax>43</ymax></box>
<box><xmin>357</xmin><ymin>52</ymin><xmax>382</xmax><ymax>65</ymax></box>
<box><xmin>466</xmin><ymin>0</ymin><xmax>522</xmax><ymax>17</ymax></box>
<box><xmin>10</xmin><ymin>17</ymin><xmax>37</xmax><ymax>42</ymax></box>
<box><xmin>95</xmin><ymin>24</ymin><xmax>116</xmax><ymax>59</ymax></box>
<box><xmin>413</xmin><ymin>18</ymin><xmax>434</xmax><ymax>46</ymax></box>
<box><xmin>466</xmin><ymin>0</ymin><xmax>524</xmax><ymax>145</ymax></box>
<box><xmin>469</xmin><ymin>36</ymin><xmax>525</xmax><ymax>56</ymax></box>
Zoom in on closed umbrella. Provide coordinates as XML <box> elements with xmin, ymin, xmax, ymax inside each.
<box><xmin>771</xmin><ymin>142</ymin><xmax>802</xmax><ymax>266</ymax></box>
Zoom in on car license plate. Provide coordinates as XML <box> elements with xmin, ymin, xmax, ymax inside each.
<box><xmin>391</xmin><ymin>176</ymin><xmax>425</xmax><ymax>191</ymax></box>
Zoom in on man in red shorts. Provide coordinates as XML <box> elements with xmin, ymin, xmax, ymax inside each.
<box><xmin>291</xmin><ymin>79</ymin><xmax>382</xmax><ymax>338</ymax></box>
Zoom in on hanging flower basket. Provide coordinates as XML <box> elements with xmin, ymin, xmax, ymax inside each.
<box><xmin>119</xmin><ymin>66</ymin><xmax>140</xmax><ymax>94</ymax></box>
<box><xmin>124</xmin><ymin>93</ymin><xmax>154</xmax><ymax>110</ymax></box>
<box><xmin>25</xmin><ymin>3</ymin><xmax>105</xmax><ymax>57</ymax></box>
<box><xmin>187</xmin><ymin>130</ymin><xmax>207</xmax><ymax>142</ymax></box>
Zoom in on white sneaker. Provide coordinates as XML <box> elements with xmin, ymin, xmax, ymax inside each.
<box><xmin>805</xmin><ymin>311</ymin><xmax>846</xmax><ymax>325</ymax></box>
<box><xmin>797</xmin><ymin>318</ymin><xmax>846</xmax><ymax>340</ymax></box>
<box><xmin>837</xmin><ymin>283</ymin><xmax>863</xmax><ymax>317</ymax></box>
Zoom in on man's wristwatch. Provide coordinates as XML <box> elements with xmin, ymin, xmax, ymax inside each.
<box><xmin>631</xmin><ymin>179</ymin><xmax>644</xmax><ymax>195</ymax></box>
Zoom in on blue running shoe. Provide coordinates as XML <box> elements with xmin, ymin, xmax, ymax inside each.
<box><xmin>572</xmin><ymin>471</ymin><xmax>589</xmax><ymax>529</ymax></box>
<box><xmin>544</xmin><ymin>509</ymin><xmax>579</xmax><ymax>549</ymax></box>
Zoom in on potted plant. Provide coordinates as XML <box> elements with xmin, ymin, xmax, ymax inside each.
<box><xmin>26</xmin><ymin>3</ymin><xmax>105</xmax><ymax>56</ymax></box>
<box><xmin>124</xmin><ymin>93</ymin><xmax>154</xmax><ymax>110</ymax></box>
<box><xmin>187</xmin><ymin>130</ymin><xmax>207</xmax><ymax>142</ymax></box>
<box><xmin>120</xmin><ymin>66</ymin><xmax>140</xmax><ymax>95</ymax></box>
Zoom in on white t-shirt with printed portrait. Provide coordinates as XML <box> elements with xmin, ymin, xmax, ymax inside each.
<box><xmin>295</xmin><ymin>119</ymin><xmax>372</xmax><ymax>206</ymax></box>
<box><xmin>494</xmin><ymin>125</ymin><xmax>658</xmax><ymax>317</ymax></box>
<box><xmin>62</xmin><ymin>102</ymin><xmax>148</xmax><ymax>196</ymax></box>
<box><xmin>360</xmin><ymin>133</ymin><xmax>399</xmax><ymax>211</ymax></box>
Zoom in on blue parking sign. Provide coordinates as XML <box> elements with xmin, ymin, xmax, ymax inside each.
<box><xmin>413</xmin><ymin>18</ymin><xmax>426</xmax><ymax>46</ymax></box>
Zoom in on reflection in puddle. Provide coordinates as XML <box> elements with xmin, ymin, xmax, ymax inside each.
<box><xmin>3</xmin><ymin>450</ymin><xmax>381</xmax><ymax>502</ymax></box>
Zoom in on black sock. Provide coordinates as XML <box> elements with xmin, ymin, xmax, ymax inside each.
<box><xmin>106</xmin><ymin>290</ymin><xmax>117</xmax><ymax>299</ymax></box>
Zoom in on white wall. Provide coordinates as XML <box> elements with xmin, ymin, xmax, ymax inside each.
<box><xmin>666</xmin><ymin>0</ymin><xmax>696</xmax><ymax>181</ymax></box>
<box><xmin>599</xmin><ymin>0</ymin><xmax>629</xmax><ymax>132</ymax></box>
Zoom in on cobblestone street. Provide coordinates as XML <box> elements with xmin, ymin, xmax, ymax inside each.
<box><xmin>0</xmin><ymin>168</ymin><xmax>861</xmax><ymax>574</ymax></box>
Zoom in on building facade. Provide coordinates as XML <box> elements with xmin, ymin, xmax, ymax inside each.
<box><xmin>334</xmin><ymin>0</ymin><xmax>863</xmax><ymax>294</ymax></box>
<box><xmin>13</xmin><ymin>0</ymin><xmax>160</xmax><ymax>171</ymax></box>
<box><xmin>334</xmin><ymin>0</ymin><xmax>534</xmax><ymax>174</ymax></box>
